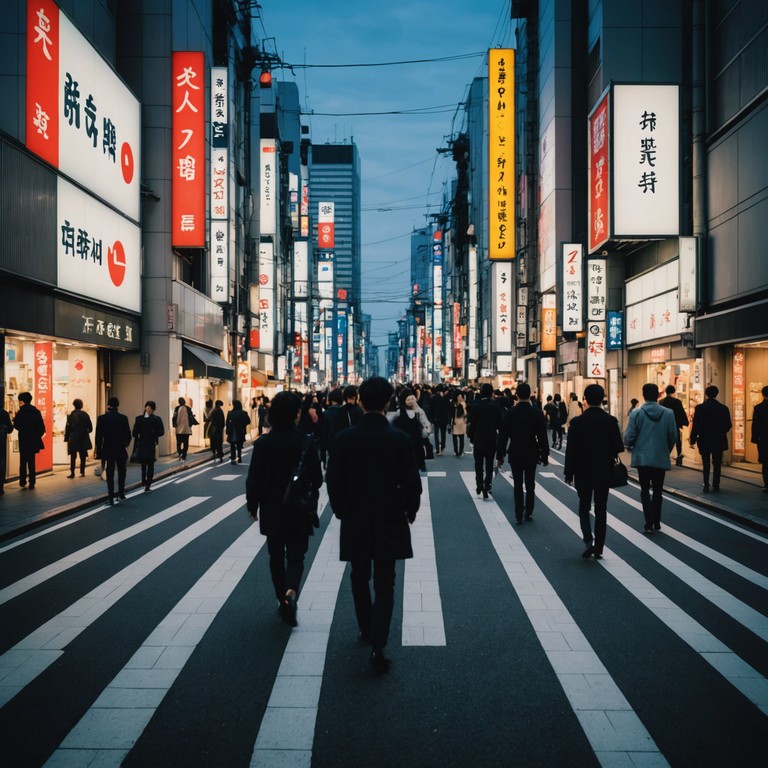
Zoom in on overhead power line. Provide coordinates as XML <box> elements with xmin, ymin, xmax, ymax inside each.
<box><xmin>282</xmin><ymin>52</ymin><xmax>485</xmax><ymax>69</ymax></box>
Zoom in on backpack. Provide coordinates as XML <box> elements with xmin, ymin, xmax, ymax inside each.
<box><xmin>281</xmin><ymin>436</ymin><xmax>320</xmax><ymax>528</ymax></box>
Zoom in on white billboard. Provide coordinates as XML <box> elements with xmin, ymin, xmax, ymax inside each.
<box><xmin>293</xmin><ymin>241</ymin><xmax>309</xmax><ymax>300</ymax></box>
<box><xmin>491</xmin><ymin>261</ymin><xmax>513</xmax><ymax>354</ymax></box>
<box><xmin>257</xmin><ymin>241</ymin><xmax>274</xmax><ymax>352</ymax></box>
<box><xmin>57</xmin><ymin>177</ymin><xmax>141</xmax><ymax>313</ymax></box>
<box><xmin>613</xmin><ymin>84</ymin><xmax>679</xmax><ymax>237</ymax></box>
<box><xmin>260</xmin><ymin>139</ymin><xmax>277</xmax><ymax>236</ymax></box>
<box><xmin>587</xmin><ymin>258</ymin><xmax>607</xmax><ymax>322</ymax></box>
<box><xmin>562</xmin><ymin>243</ymin><xmax>583</xmax><ymax>331</ymax></box>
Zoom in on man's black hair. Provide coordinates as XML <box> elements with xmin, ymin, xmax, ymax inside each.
<box><xmin>359</xmin><ymin>377</ymin><xmax>394</xmax><ymax>412</ymax></box>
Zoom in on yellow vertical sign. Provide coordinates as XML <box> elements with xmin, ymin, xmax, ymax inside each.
<box><xmin>488</xmin><ymin>48</ymin><xmax>515</xmax><ymax>261</ymax></box>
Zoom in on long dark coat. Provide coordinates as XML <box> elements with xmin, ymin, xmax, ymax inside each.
<box><xmin>563</xmin><ymin>407</ymin><xmax>624</xmax><ymax>484</ymax></box>
<box><xmin>497</xmin><ymin>401</ymin><xmax>550</xmax><ymax>465</ymax></box>
<box><xmin>659</xmin><ymin>394</ymin><xmax>689</xmax><ymax>429</ymax></box>
<box><xmin>226</xmin><ymin>407</ymin><xmax>251</xmax><ymax>444</ymax></box>
<box><xmin>326</xmin><ymin>412</ymin><xmax>421</xmax><ymax>562</ymax></box>
<box><xmin>132</xmin><ymin>414</ymin><xmax>165</xmax><ymax>463</ymax></box>
<box><xmin>208</xmin><ymin>406</ymin><xmax>225</xmax><ymax>442</ymax></box>
<box><xmin>690</xmin><ymin>398</ymin><xmax>732</xmax><ymax>453</ymax></box>
<box><xmin>13</xmin><ymin>404</ymin><xmax>45</xmax><ymax>453</ymax></box>
<box><xmin>246</xmin><ymin>426</ymin><xmax>323</xmax><ymax>537</ymax></box>
<box><xmin>64</xmin><ymin>409</ymin><xmax>93</xmax><ymax>455</ymax></box>
<box><xmin>392</xmin><ymin>408</ymin><xmax>425</xmax><ymax>468</ymax></box>
<box><xmin>751</xmin><ymin>399</ymin><xmax>768</xmax><ymax>463</ymax></box>
<box><xmin>467</xmin><ymin>397</ymin><xmax>503</xmax><ymax>452</ymax></box>
<box><xmin>95</xmin><ymin>409</ymin><xmax>132</xmax><ymax>461</ymax></box>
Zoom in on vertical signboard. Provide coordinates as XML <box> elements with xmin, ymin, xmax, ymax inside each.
<box><xmin>588</xmin><ymin>91</ymin><xmax>610</xmax><ymax>253</ymax></box>
<box><xmin>172</xmin><ymin>52</ymin><xmax>205</xmax><ymax>247</ymax></box>
<box><xmin>562</xmin><ymin>243</ymin><xmax>583</xmax><ymax>332</ymax></box>
<box><xmin>492</xmin><ymin>262</ymin><xmax>513</xmax><ymax>354</ymax></box>
<box><xmin>256</xmin><ymin>241</ymin><xmax>274</xmax><ymax>352</ymax></box>
<box><xmin>35</xmin><ymin>341</ymin><xmax>54</xmax><ymax>472</ymax></box>
<box><xmin>541</xmin><ymin>293</ymin><xmax>557</xmax><ymax>352</ymax></box>
<box><xmin>587</xmin><ymin>322</ymin><xmax>606</xmax><ymax>379</ymax></box>
<box><xmin>587</xmin><ymin>258</ymin><xmax>607</xmax><ymax>321</ymax></box>
<box><xmin>210</xmin><ymin>66</ymin><xmax>229</xmax><ymax>301</ymax></box>
<box><xmin>293</xmin><ymin>241</ymin><xmax>309</xmax><ymax>300</ymax></box>
<box><xmin>488</xmin><ymin>48</ymin><xmax>515</xmax><ymax>261</ymax></box>
<box><xmin>318</xmin><ymin>202</ymin><xmax>335</xmax><ymax>249</ymax></box>
<box><xmin>260</xmin><ymin>139</ymin><xmax>277</xmax><ymax>236</ymax></box>
<box><xmin>453</xmin><ymin>302</ymin><xmax>462</xmax><ymax>370</ymax></box>
<box><xmin>732</xmin><ymin>350</ymin><xmax>746</xmax><ymax>457</ymax></box>
<box><xmin>606</xmin><ymin>310</ymin><xmax>623</xmax><ymax>350</ymax></box>
<box><xmin>678</xmin><ymin>236</ymin><xmax>697</xmax><ymax>313</ymax></box>
<box><xmin>613</xmin><ymin>84</ymin><xmax>680</xmax><ymax>237</ymax></box>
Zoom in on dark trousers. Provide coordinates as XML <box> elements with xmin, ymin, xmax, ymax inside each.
<box><xmin>176</xmin><ymin>433</ymin><xmax>190</xmax><ymax>459</ymax></box>
<box><xmin>106</xmin><ymin>456</ymin><xmax>127</xmax><ymax>499</ymax></box>
<box><xmin>452</xmin><ymin>433</ymin><xmax>465</xmax><ymax>455</ymax></box>
<box><xmin>229</xmin><ymin>440</ymin><xmax>244</xmax><ymax>462</ymax></box>
<box><xmin>474</xmin><ymin>448</ymin><xmax>495</xmax><ymax>491</ymax></box>
<box><xmin>69</xmin><ymin>450</ymin><xmax>87</xmax><ymax>475</ymax></box>
<box><xmin>576</xmin><ymin>479</ymin><xmax>610</xmax><ymax>553</ymax></box>
<box><xmin>350</xmin><ymin>558</ymin><xmax>396</xmax><ymax>649</ymax></box>
<box><xmin>267</xmin><ymin>531</ymin><xmax>309</xmax><ymax>600</ymax></box>
<box><xmin>140</xmin><ymin>460</ymin><xmax>156</xmax><ymax>487</ymax></box>
<box><xmin>510</xmin><ymin>459</ymin><xmax>538</xmax><ymax>520</ymax></box>
<box><xmin>210</xmin><ymin>434</ymin><xmax>224</xmax><ymax>459</ymax></box>
<box><xmin>434</xmin><ymin>424</ymin><xmax>447</xmax><ymax>452</ymax></box>
<box><xmin>700</xmin><ymin>449</ymin><xmax>723</xmax><ymax>487</ymax></box>
<box><xmin>19</xmin><ymin>448</ymin><xmax>37</xmax><ymax>487</ymax></box>
<box><xmin>762</xmin><ymin>458</ymin><xmax>768</xmax><ymax>489</ymax></box>
<box><xmin>673</xmin><ymin>429</ymin><xmax>683</xmax><ymax>458</ymax></box>
<box><xmin>637</xmin><ymin>466</ymin><xmax>666</xmax><ymax>527</ymax></box>
<box><xmin>551</xmin><ymin>426</ymin><xmax>563</xmax><ymax>447</ymax></box>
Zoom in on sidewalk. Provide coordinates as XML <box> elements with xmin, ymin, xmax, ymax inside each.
<box><xmin>1</xmin><ymin>447</ymin><xmax>766</xmax><ymax>542</ymax></box>
<box><xmin>0</xmin><ymin>446</ymin><xmax>228</xmax><ymax>542</ymax></box>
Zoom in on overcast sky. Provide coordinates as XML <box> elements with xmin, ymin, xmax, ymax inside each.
<box><xmin>258</xmin><ymin>1</ymin><xmax>514</xmax><ymax>357</ymax></box>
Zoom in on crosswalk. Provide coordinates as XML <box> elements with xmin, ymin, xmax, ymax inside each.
<box><xmin>0</xmin><ymin>462</ymin><xmax>766</xmax><ymax>766</ymax></box>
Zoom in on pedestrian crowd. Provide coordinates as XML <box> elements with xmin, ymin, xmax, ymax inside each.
<box><xmin>1</xmin><ymin>374</ymin><xmax>765</xmax><ymax>676</ymax></box>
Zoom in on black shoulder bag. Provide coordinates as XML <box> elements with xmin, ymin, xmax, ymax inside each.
<box><xmin>281</xmin><ymin>437</ymin><xmax>320</xmax><ymax>528</ymax></box>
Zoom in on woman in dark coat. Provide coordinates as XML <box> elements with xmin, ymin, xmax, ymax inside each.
<box><xmin>225</xmin><ymin>399</ymin><xmax>251</xmax><ymax>464</ymax></box>
<box><xmin>391</xmin><ymin>388</ymin><xmax>426</xmax><ymax>471</ymax></box>
<box><xmin>246</xmin><ymin>391</ymin><xmax>323</xmax><ymax>627</ymax></box>
<box><xmin>132</xmin><ymin>400</ymin><xmax>165</xmax><ymax>492</ymax></box>
<box><xmin>64</xmin><ymin>399</ymin><xmax>93</xmax><ymax>478</ymax></box>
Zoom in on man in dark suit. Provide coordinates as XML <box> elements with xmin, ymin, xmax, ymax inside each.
<box><xmin>326</xmin><ymin>376</ymin><xmax>422</xmax><ymax>674</ymax></box>
<box><xmin>95</xmin><ymin>396</ymin><xmax>132</xmax><ymax>505</ymax></box>
<box><xmin>497</xmin><ymin>382</ymin><xmax>549</xmax><ymax>523</ymax></box>
<box><xmin>13</xmin><ymin>392</ymin><xmax>45</xmax><ymax>490</ymax></box>
<box><xmin>659</xmin><ymin>384</ymin><xmax>689</xmax><ymax>466</ymax></box>
<box><xmin>430</xmin><ymin>386</ymin><xmax>451</xmax><ymax>455</ymax></box>
<box><xmin>467</xmin><ymin>383</ymin><xmax>503</xmax><ymax>498</ymax></box>
<box><xmin>564</xmin><ymin>384</ymin><xmax>625</xmax><ymax>559</ymax></box>
<box><xmin>751</xmin><ymin>385</ymin><xmax>768</xmax><ymax>492</ymax></box>
<box><xmin>690</xmin><ymin>385</ymin><xmax>732</xmax><ymax>492</ymax></box>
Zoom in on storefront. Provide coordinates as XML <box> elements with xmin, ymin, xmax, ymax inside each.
<box><xmin>733</xmin><ymin>341</ymin><xmax>768</xmax><ymax>467</ymax></box>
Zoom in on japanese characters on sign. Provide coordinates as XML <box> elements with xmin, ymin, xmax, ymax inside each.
<box><xmin>35</xmin><ymin>341</ymin><xmax>54</xmax><ymax>471</ymax></box>
<box><xmin>210</xmin><ymin>221</ymin><xmax>229</xmax><ymax>302</ymax></box>
<box><xmin>293</xmin><ymin>241</ymin><xmax>309</xmax><ymax>300</ymax></box>
<box><xmin>57</xmin><ymin>177</ymin><xmax>141</xmax><ymax>313</ymax></box>
<box><xmin>453</xmin><ymin>302</ymin><xmax>463</xmax><ymax>369</ymax></box>
<box><xmin>541</xmin><ymin>293</ymin><xmax>557</xmax><ymax>353</ymax></box>
<box><xmin>172</xmin><ymin>52</ymin><xmax>205</xmax><ymax>247</ymax></box>
<box><xmin>587</xmin><ymin>322</ymin><xmax>606</xmax><ymax>379</ymax></box>
<box><xmin>26</xmin><ymin>1</ymin><xmax>141</xmax><ymax>223</ymax></box>
<box><xmin>613</xmin><ymin>84</ymin><xmax>679</xmax><ymax>237</ymax></box>
<box><xmin>587</xmin><ymin>258</ymin><xmax>607</xmax><ymax>322</ymax></box>
<box><xmin>318</xmin><ymin>202</ymin><xmax>335</xmax><ymax>249</ymax></box>
<box><xmin>55</xmin><ymin>301</ymin><xmax>139</xmax><ymax>350</ymax></box>
<box><xmin>678</xmin><ymin>236</ymin><xmax>697</xmax><ymax>313</ymax></box>
<box><xmin>732</xmin><ymin>351</ymin><xmax>746</xmax><ymax>456</ymax></box>
<box><xmin>492</xmin><ymin>262</ymin><xmax>513</xmax><ymax>355</ymax></box>
<box><xmin>209</xmin><ymin>67</ymin><xmax>229</xmax><ymax>303</ymax></box>
<box><xmin>625</xmin><ymin>261</ymin><xmax>687</xmax><ymax>345</ymax></box>
<box><xmin>261</xmin><ymin>139</ymin><xmax>277</xmax><ymax>236</ymax></box>
<box><xmin>254</xmin><ymin>241</ymin><xmax>274</xmax><ymax>353</ymax></box>
<box><xmin>588</xmin><ymin>92</ymin><xmax>610</xmax><ymax>253</ymax></box>
<box><xmin>488</xmin><ymin>48</ymin><xmax>515</xmax><ymax>261</ymax></box>
<box><xmin>562</xmin><ymin>243</ymin><xmax>584</xmax><ymax>331</ymax></box>
<box><xmin>606</xmin><ymin>310</ymin><xmax>623</xmax><ymax>350</ymax></box>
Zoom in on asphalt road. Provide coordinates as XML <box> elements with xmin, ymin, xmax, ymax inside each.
<box><xmin>1</xmin><ymin>446</ymin><xmax>766</xmax><ymax>767</ymax></box>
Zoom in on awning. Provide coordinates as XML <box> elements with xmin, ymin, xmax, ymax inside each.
<box><xmin>182</xmin><ymin>343</ymin><xmax>235</xmax><ymax>381</ymax></box>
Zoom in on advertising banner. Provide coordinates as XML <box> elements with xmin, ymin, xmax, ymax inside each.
<box><xmin>588</xmin><ymin>91</ymin><xmax>610</xmax><ymax>253</ymax></box>
<box><xmin>541</xmin><ymin>293</ymin><xmax>557</xmax><ymax>353</ymax></box>
<box><xmin>260</xmin><ymin>139</ymin><xmax>277</xmax><ymax>236</ymax></box>
<box><xmin>293</xmin><ymin>241</ymin><xmax>309</xmax><ymax>300</ymax></box>
<box><xmin>172</xmin><ymin>51</ymin><xmax>205</xmax><ymax>246</ymax></box>
<box><xmin>256</xmin><ymin>241</ymin><xmax>274</xmax><ymax>352</ymax></box>
<box><xmin>587</xmin><ymin>322</ymin><xmax>606</xmax><ymax>378</ymax></box>
<box><xmin>318</xmin><ymin>202</ymin><xmax>335</xmax><ymax>249</ymax></box>
<box><xmin>488</xmin><ymin>48</ymin><xmax>515</xmax><ymax>261</ymax></box>
<box><xmin>34</xmin><ymin>341</ymin><xmax>54</xmax><ymax>472</ymax></box>
<box><xmin>562</xmin><ymin>243</ymin><xmax>583</xmax><ymax>332</ymax></box>
<box><xmin>607</xmin><ymin>310</ymin><xmax>623</xmax><ymax>351</ymax></box>
<box><xmin>492</xmin><ymin>262</ymin><xmax>513</xmax><ymax>354</ymax></box>
<box><xmin>587</xmin><ymin>258</ymin><xmax>607</xmax><ymax>322</ymax></box>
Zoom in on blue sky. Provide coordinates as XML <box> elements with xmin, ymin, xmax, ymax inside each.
<box><xmin>259</xmin><ymin>1</ymin><xmax>514</xmax><ymax>354</ymax></box>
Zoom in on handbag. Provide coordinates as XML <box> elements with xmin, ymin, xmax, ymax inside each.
<box><xmin>423</xmin><ymin>437</ymin><xmax>434</xmax><ymax>460</ymax></box>
<box><xmin>282</xmin><ymin>437</ymin><xmax>320</xmax><ymax>528</ymax></box>
<box><xmin>129</xmin><ymin>441</ymin><xmax>141</xmax><ymax>463</ymax></box>
<box><xmin>609</xmin><ymin>457</ymin><xmax>628</xmax><ymax>488</ymax></box>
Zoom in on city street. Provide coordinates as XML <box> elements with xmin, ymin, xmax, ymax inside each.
<box><xmin>1</xmin><ymin>446</ymin><xmax>766</xmax><ymax>767</ymax></box>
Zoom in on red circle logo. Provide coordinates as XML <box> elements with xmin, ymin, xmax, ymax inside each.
<box><xmin>108</xmin><ymin>241</ymin><xmax>127</xmax><ymax>287</ymax></box>
<box><xmin>259</xmin><ymin>274</ymin><xmax>269</xmax><ymax>285</ymax></box>
<box><xmin>120</xmin><ymin>143</ymin><xmax>134</xmax><ymax>185</ymax></box>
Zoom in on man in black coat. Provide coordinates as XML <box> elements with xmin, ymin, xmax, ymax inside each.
<box><xmin>751</xmin><ymin>385</ymin><xmax>768</xmax><ymax>492</ymax></box>
<box><xmin>94</xmin><ymin>396</ymin><xmax>132</xmax><ymax>505</ymax></box>
<box><xmin>497</xmin><ymin>382</ymin><xmax>549</xmax><ymax>522</ymax></box>
<box><xmin>564</xmin><ymin>384</ymin><xmax>625</xmax><ymax>559</ymax></box>
<box><xmin>659</xmin><ymin>384</ymin><xmax>689</xmax><ymax>466</ymax></box>
<box><xmin>208</xmin><ymin>400</ymin><xmax>226</xmax><ymax>462</ymax></box>
<box><xmin>690</xmin><ymin>385</ymin><xmax>732</xmax><ymax>492</ymax></box>
<box><xmin>430</xmin><ymin>387</ymin><xmax>451</xmax><ymax>455</ymax></box>
<box><xmin>467</xmin><ymin>383</ymin><xmax>503</xmax><ymax>498</ymax></box>
<box><xmin>13</xmin><ymin>392</ymin><xmax>46</xmax><ymax>490</ymax></box>
<box><xmin>326</xmin><ymin>376</ymin><xmax>421</xmax><ymax>674</ymax></box>
<box><xmin>247</xmin><ymin>391</ymin><xmax>323</xmax><ymax>628</ymax></box>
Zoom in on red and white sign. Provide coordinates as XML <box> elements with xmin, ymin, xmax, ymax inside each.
<box><xmin>35</xmin><ymin>341</ymin><xmax>54</xmax><ymax>472</ymax></box>
<box><xmin>562</xmin><ymin>243</ymin><xmax>584</xmax><ymax>331</ymax></box>
<box><xmin>172</xmin><ymin>51</ymin><xmax>205</xmax><ymax>247</ymax></box>
<box><xmin>26</xmin><ymin>0</ymin><xmax>141</xmax><ymax>221</ymax></box>
<box><xmin>260</xmin><ymin>139</ymin><xmax>277</xmax><ymax>236</ymax></box>
<box><xmin>588</xmin><ymin>92</ymin><xmax>610</xmax><ymax>253</ymax></box>
<box><xmin>318</xmin><ymin>202</ymin><xmax>335</xmax><ymax>249</ymax></box>
<box><xmin>256</xmin><ymin>241</ymin><xmax>274</xmax><ymax>352</ymax></box>
<box><xmin>57</xmin><ymin>177</ymin><xmax>141</xmax><ymax>312</ymax></box>
<box><xmin>587</xmin><ymin>322</ymin><xmax>606</xmax><ymax>378</ymax></box>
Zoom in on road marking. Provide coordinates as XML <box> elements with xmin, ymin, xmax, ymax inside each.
<box><xmin>461</xmin><ymin>472</ymin><xmax>668</xmax><ymax>766</ymax></box>
<box><xmin>250</xmin><ymin>491</ymin><xmax>345</xmax><ymax>768</ymax></box>
<box><xmin>0</xmin><ymin>498</ymin><xmax>209</xmax><ymax>605</ymax></box>
<box><xmin>212</xmin><ymin>475</ymin><xmax>241</xmax><ymax>482</ymax></box>
<box><xmin>425</xmin><ymin>471</ymin><xmax>447</xmax><ymax>477</ymax></box>
<box><xmin>45</xmin><ymin>518</ymin><xmax>268</xmax><ymax>767</ymax></box>
<box><xmin>402</xmin><ymin>476</ymin><xmax>446</xmax><ymax>646</ymax></box>
<box><xmin>0</xmin><ymin>496</ymin><xmax>245</xmax><ymax>709</ymax></box>
<box><xmin>530</xmin><ymin>479</ymin><xmax>768</xmax><ymax>717</ymax></box>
